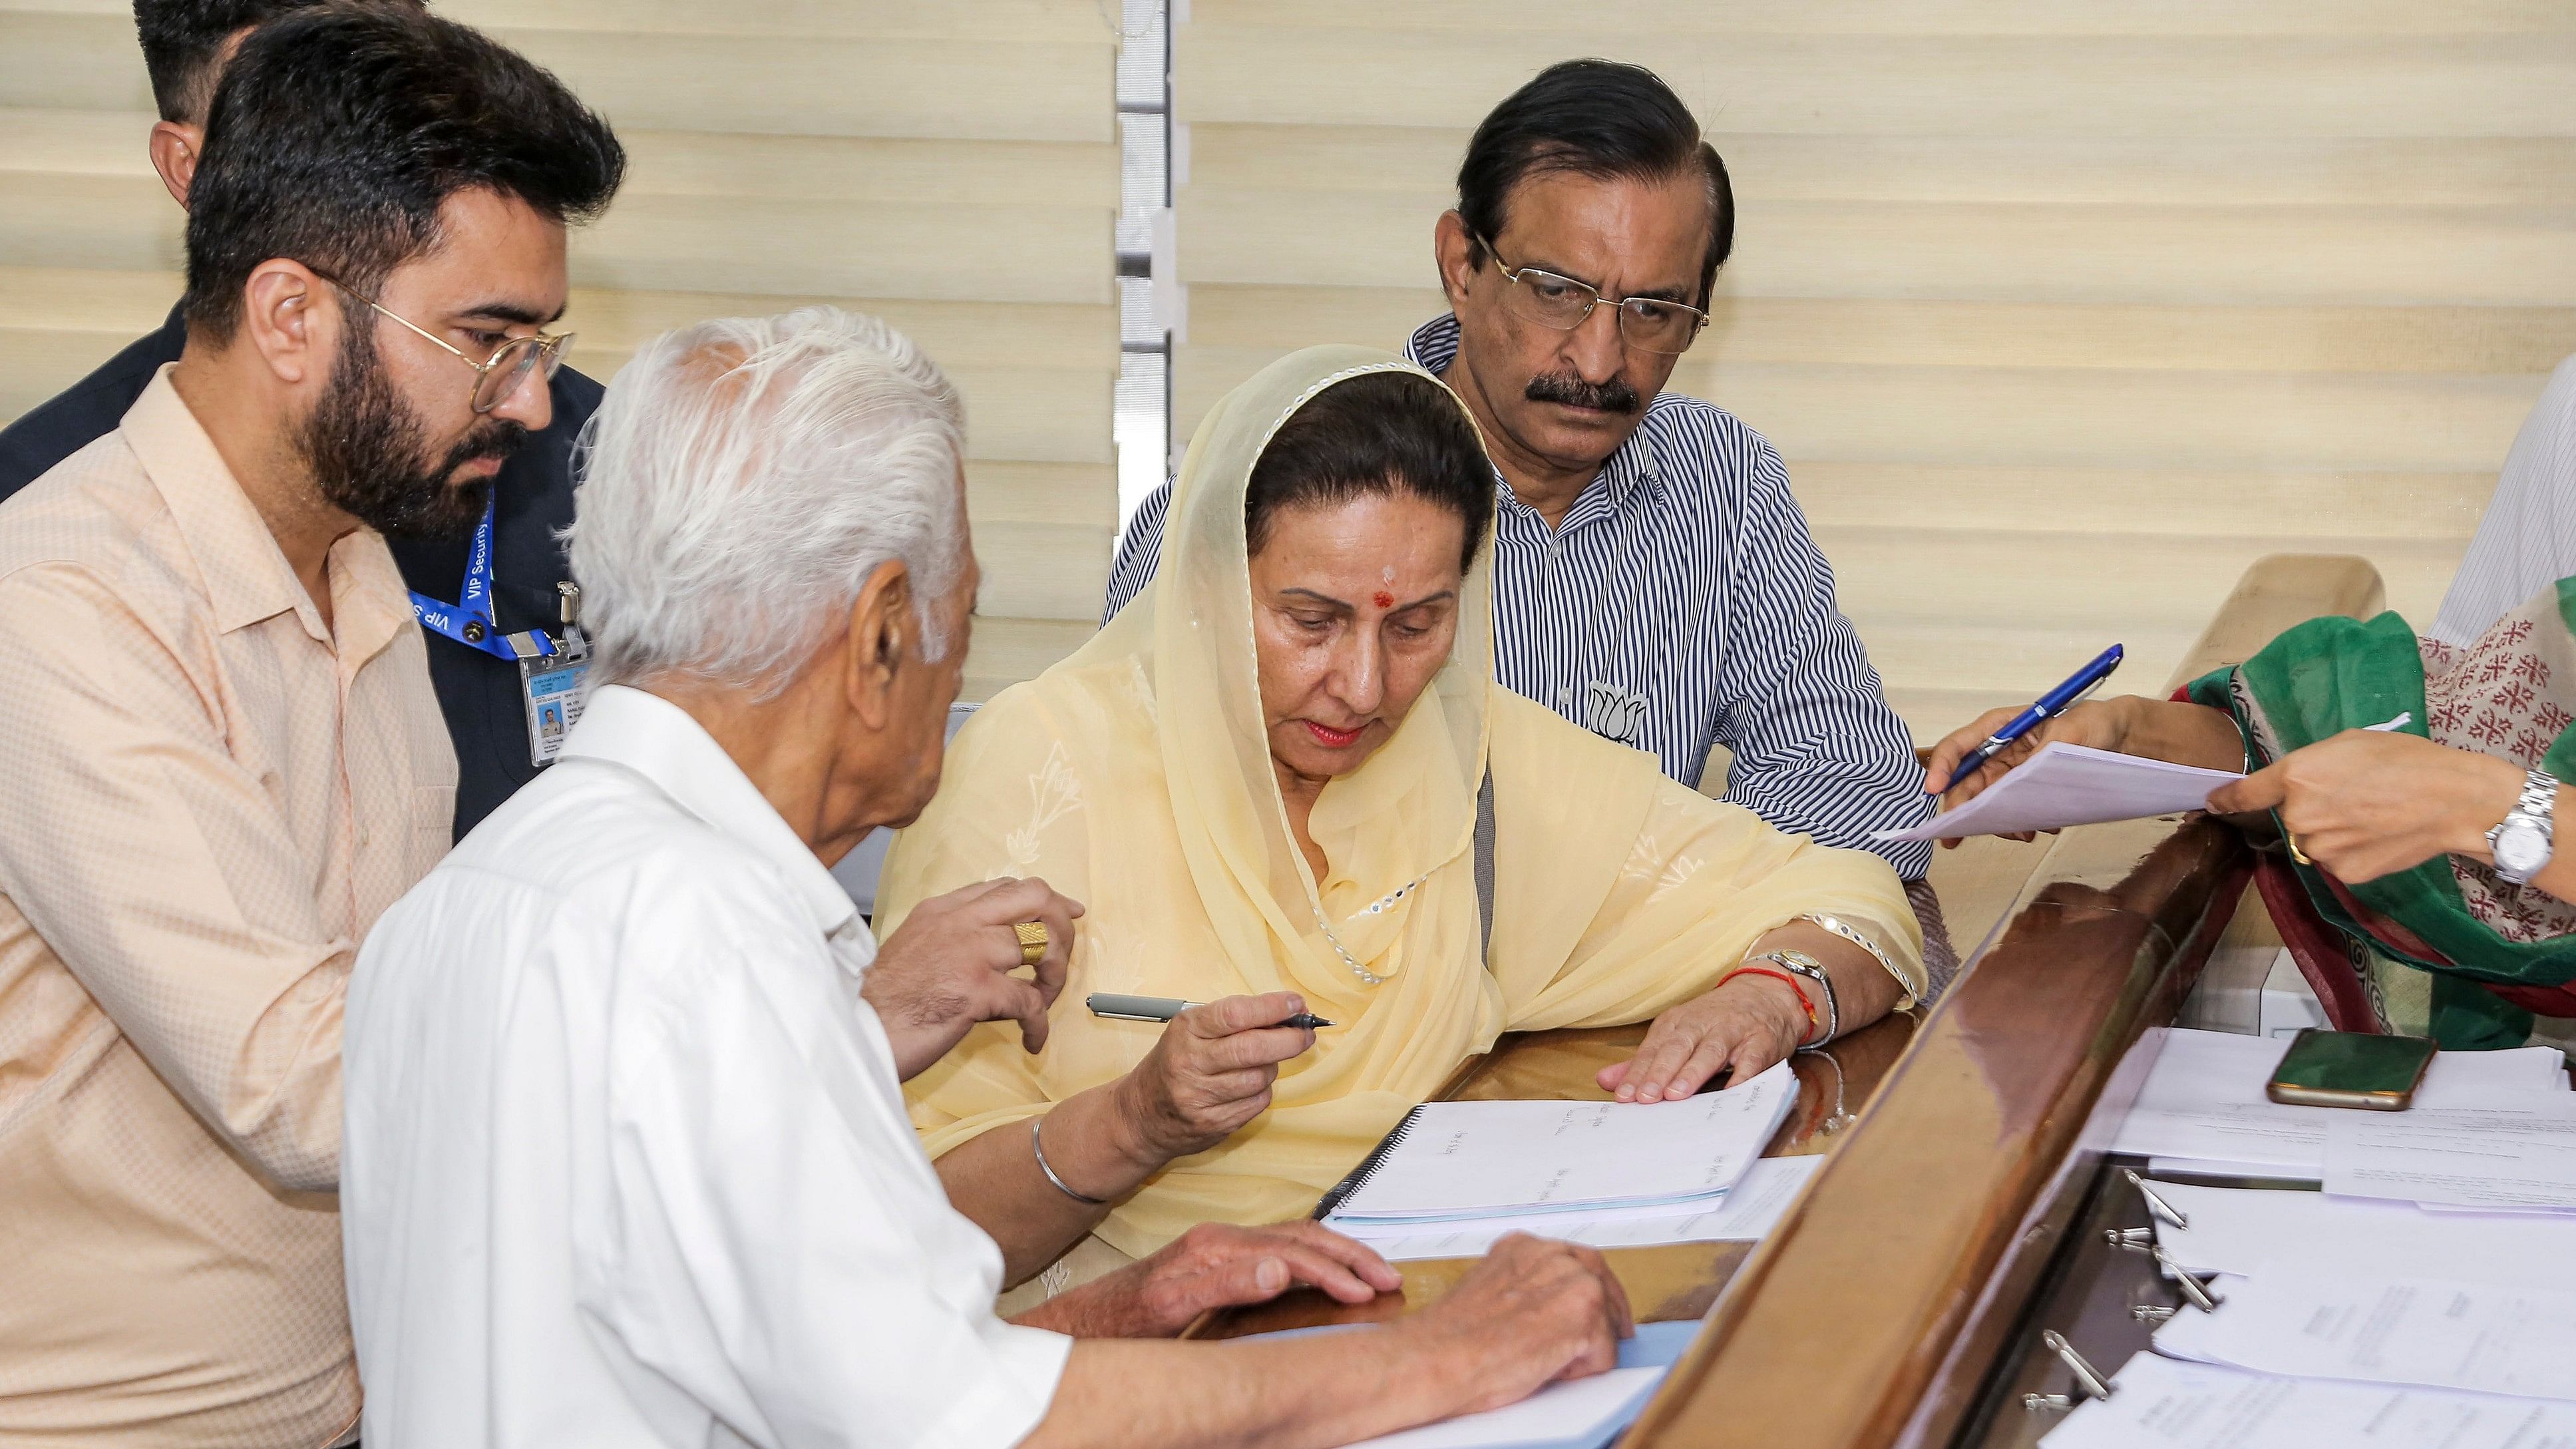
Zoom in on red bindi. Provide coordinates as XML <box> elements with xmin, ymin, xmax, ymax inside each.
<box><xmin>1372</xmin><ymin>590</ymin><xmax>1395</xmax><ymax>609</ymax></box>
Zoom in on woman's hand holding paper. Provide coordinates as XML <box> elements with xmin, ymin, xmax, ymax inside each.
<box><xmin>2207</xmin><ymin>729</ymin><xmax>2527</xmax><ymax>884</ymax></box>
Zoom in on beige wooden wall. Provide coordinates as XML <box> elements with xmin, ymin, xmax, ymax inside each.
<box><xmin>0</xmin><ymin>0</ymin><xmax>1121</xmax><ymax>700</ymax></box>
<box><xmin>1171</xmin><ymin>1</ymin><xmax>2576</xmax><ymax>739</ymax></box>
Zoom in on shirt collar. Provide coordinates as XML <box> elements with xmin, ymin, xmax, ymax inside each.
<box><xmin>1401</xmin><ymin>313</ymin><xmax>1663</xmax><ymax>517</ymax></box>
<box><xmin>122</xmin><ymin>365</ymin><xmax>307</xmax><ymax>636</ymax></box>
<box><xmin>561</xmin><ymin>685</ymin><xmax>864</xmax><ymax>946</ymax></box>
<box><xmin>120</xmin><ymin>364</ymin><xmax>419</xmax><ymax>660</ymax></box>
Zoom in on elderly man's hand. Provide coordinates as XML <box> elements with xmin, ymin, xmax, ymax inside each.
<box><xmin>1401</xmin><ymin>1235</ymin><xmax>1632</xmax><ymax>1415</ymax></box>
<box><xmin>1596</xmin><ymin>970</ymin><xmax>1807</xmax><ymax>1103</ymax></box>
<box><xmin>1107</xmin><ymin>993</ymin><xmax>1318</xmax><ymax>1167</ymax></box>
<box><xmin>2206</xmin><ymin>729</ymin><xmax>2524</xmax><ymax>883</ymax></box>
<box><xmin>863</xmin><ymin>877</ymin><xmax>1083</xmax><ymax>1082</ymax></box>
<box><xmin>1008</xmin><ymin>1221</ymin><xmax>1401</xmax><ymax>1339</ymax></box>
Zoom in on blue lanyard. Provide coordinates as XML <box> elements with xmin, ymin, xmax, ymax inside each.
<box><xmin>409</xmin><ymin>494</ymin><xmax>556</xmax><ymax>661</ymax></box>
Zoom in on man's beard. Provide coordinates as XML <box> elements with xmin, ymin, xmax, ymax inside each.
<box><xmin>1525</xmin><ymin>369</ymin><xmax>1641</xmax><ymax>415</ymax></box>
<box><xmin>297</xmin><ymin>320</ymin><xmax>528</xmax><ymax>540</ymax></box>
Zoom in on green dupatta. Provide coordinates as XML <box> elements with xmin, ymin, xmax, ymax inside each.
<box><xmin>2185</xmin><ymin>578</ymin><xmax>2576</xmax><ymax>1049</ymax></box>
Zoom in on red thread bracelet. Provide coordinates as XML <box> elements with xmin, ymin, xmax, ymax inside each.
<box><xmin>1730</xmin><ymin>966</ymin><xmax>1821</xmax><ymax>1046</ymax></box>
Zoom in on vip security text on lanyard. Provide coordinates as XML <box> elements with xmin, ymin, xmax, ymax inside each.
<box><xmin>408</xmin><ymin>493</ymin><xmax>592</xmax><ymax>767</ymax></box>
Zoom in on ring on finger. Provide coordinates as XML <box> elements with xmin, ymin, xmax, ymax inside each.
<box><xmin>1013</xmin><ymin>921</ymin><xmax>1049</xmax><ymax>968</ymax></box>
<box><xmin>2285</xmin><ymin>833</ymin><xmax>2313</xmax><ymax>867</ymax></box>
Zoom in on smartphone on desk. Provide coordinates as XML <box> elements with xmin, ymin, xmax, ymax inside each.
<box><xmin>2265</xmin><ymin>1028</ymin><xmax>2436</xmax><ymax>1110</ymax></box>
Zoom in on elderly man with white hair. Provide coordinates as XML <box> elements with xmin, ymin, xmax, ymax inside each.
<box><xmin>341</xmin><ymin>307</ymin><xmax>1635</xmax><ymax>1448</ymax></box>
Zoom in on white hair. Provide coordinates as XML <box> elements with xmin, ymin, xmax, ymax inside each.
<box><xmin>570</xmin><ymin>307</ymin><xmax>968</xmax><ymax>698</ymax></box>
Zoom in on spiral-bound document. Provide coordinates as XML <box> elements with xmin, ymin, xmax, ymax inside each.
<box><xmin>1318</xmin><ymin>1060</ymin><xmax>1797</xmax><ymax>1226</ymax></box>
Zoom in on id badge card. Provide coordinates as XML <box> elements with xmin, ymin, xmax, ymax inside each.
<box><xmin>520</xmin><ymin>628</ymin><xmax>590</xmax><ymax>767</ymax></box>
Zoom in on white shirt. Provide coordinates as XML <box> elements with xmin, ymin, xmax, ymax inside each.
<box><xmin>342</xmin><ymin>685</ymin><xmax>1069</xmax><ymax>1448</ymax></box>
<box><xmin>2434</xmin><ymin>353</ymin><xmax>2576</xmax><ymax>646</ymax></box>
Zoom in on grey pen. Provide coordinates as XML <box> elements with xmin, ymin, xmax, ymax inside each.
<box><xmin>1085</xmin><ymin>992</ymin><xmax>1333</xmax><ymax>1030</ymax></box>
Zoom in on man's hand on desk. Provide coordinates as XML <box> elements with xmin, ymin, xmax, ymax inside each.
<box><xmin>863</xmin><ymin>876</ymin><xmax>1084</xmax><ymax>1080</ymax></box>
<box><xmin>1399</xmin><ymin>1235</ymin><xmax>1634</xmax><ymax>1414</ymax></box>
<box><xmin>1597</xmin><ymin>970</ymin><xmax>1806</xmax><ymax>1102</ymax></box>
<box><xmin>1008</xmin><ymin>1220</ymin><xmax>1401</xmax><ymax>1339</ymax></box>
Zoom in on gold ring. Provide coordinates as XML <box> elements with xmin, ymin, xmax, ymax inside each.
<box><xmin>1013</xmin><ymin>921</ymin><xmax>1049</xmax><ymax>968</ymax></box>
<box><xmin>2285</xmin><ymin>833</ymin><xmax>2313</xmax><ymax>866</ymax></box>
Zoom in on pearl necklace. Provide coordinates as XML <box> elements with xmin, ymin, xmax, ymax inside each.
<box><xmin>1312</xmin><ymin>872</ymin><xmax>1431</xmax><ymax>986</ymax></box>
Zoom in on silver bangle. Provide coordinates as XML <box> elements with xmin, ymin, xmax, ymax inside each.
<box><xmin>1795</xmin><ymin>913</ymin><xmax>1913</xmax><ymax>998</ymax></box>
<box><xmin>1747</xmin><ymin>948</ymin><xmax>1839</xmax><ymax>1047</ymax></box>
<box><xmin>1030</xmin><ymin>1116</ymin><xmax>1106</xmax><ymax>1206</ymax></box>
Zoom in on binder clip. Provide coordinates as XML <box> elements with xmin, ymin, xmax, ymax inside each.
<box><xmin>2123</xmin><ymin>1168</ymin><xmax>2188</xmax><ymax>1230</ymax></box>
<box><xmin>2021</xmin><ymin>1329</ymin><xmax>2116</xmax><ymax>1413</ymax></box>
<box><xmin>2149</xmin><ymin>1244</ymin><xmax>2224</xmax><ymax>1313</ymax></box>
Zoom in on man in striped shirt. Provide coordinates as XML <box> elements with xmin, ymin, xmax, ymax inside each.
<box><xmin>1106</xmin><ymin>60</ymin><xmax>1954</xmax><ymax>982</ymax></box>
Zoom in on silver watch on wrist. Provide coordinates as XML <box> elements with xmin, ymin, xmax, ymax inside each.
<box><xmin>2487</xmin><ymin>767</ymin><xmax>2560</xmax><ymax>886</ymax></box>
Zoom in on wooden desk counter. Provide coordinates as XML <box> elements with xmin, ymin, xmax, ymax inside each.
<box><xmin>1200</xmin><ymin>811</ymin><xmax>2248</xmax><ymax>1445</ymax></box>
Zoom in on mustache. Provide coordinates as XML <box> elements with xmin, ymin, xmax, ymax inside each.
<box><xmin>443</xmin><ymin>420</ymin><xmax>529</xmax><ymax>472</ymax></box>
<box><xmin>1525</xmin><ymin>371</ymin><xmax>1640</xmax><ymax>415</ymax></box>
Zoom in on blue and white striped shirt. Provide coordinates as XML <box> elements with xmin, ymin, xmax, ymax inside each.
<box><xmin>1107</xmin><ymin>314</ymin><xmax>1936</xmax><ymax>879</ymax></box>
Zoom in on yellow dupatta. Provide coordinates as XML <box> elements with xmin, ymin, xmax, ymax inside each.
<box><xmin>883</xmin><ymin>346</ymin><xmax>1922</xmax><ymax>1255</ymax></box>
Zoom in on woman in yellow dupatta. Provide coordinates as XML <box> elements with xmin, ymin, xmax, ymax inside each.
<box><xmin>880</xmin><ymin>346</ymin><xmax>1923</xmax><ymax>1298</ymax></box>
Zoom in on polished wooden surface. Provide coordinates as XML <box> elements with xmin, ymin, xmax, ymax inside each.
<box><xmin>1618</xmin><ymin>553</ymin><xmax>2383</xmax><ymax>1449</ymax></box>
<box><xmin>1624</xmin><ymin>815</ymin><xmax>2251</xmax><ymax>1449</ymax></box>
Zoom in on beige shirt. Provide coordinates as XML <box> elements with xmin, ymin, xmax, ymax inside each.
<box><xmin>0</xmin><ymin>367</ymin><xmax>456</xmax><ymax>1448</ymax></box>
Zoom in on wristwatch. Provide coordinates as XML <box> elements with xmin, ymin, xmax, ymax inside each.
<box><xmin>1749</xmin><ymin>948</ymin><xmax>1839</xmax><ymax>1048</ymax></box>
<box><xmin>2487</xmin><ymin>767</ymin><xmax>2560</xmax><ymax>886</ymax></box>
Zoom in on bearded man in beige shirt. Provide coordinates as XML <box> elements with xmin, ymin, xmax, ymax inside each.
<box><xmin>0</xmin><ymin>9</ymin><xmax>624</xmax><ymax>1445</ymax></box>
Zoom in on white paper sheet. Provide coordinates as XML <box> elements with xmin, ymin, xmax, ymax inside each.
<box><xmin>2154</xmin><ymin>1267</ymin><xmax>2576</xmax><ymax>1402</ymax></box>
<box><xmin>2146</xmin><ymin>1179</ymin><xmax>2576</xmax><ymax>1291</ymax></box>
<box><xmin>2043</xmin><ymin>1352</ymin><xmax>2576</xmax><ymax>1448</ymax></box>
<box><xmin>1340</xmin><ymin>1366</ymin><xmax>1665</xmax><ymax>1449</ymax></box>
<box><xmin>1326</xmin><ymin>1061</ymin><xmax>1795</xmax><ymax>1223</ymax></box>
<box><xmin>1878</xmin><ymin>741</ymin><xmax>2241</xmax><ymax>843</ymax></box>
<box><xmin>2324</xmin><ymin>1098</ymin><xmax>2576</xmax><ymax>1209</ymax></box>
<box><xmin>1341</xmin><ymin>1156</ymin><xmax>1823</xmax><ymax>1262</ymax></box>
<box><xmin>2110</xmin><ymin>1029</ymin><xmax>2569</xmax><ymax>1175</ymax></box>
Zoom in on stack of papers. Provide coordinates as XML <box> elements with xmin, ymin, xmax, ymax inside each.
<box><xmin>1874</xmin><ymin>741</ymin><xmax>2242</xmax><ymax>843</ymax></box>
<box><xmin>2049</xmin><ymin>1034</ymin><xmax>2576</xmax><ymax>1445</ymax></box>
<box><xmin>2323</xmin><ymin>1097</ymin><xmax>2576</xmax><ymax>1210</ymax></box>
<box><xmin>2153</xmin><ymin>1267</ymin><xmax>2576</xmax><ymax>1403</ymax></box>
<box><xmin>2110</xmin><ymin>1028</ymin><xmax>2567</xmax><ymax>1179</ymax></box>
<box><xmin>1324</xmin><ymin>1060</ymin><xmax>1797</xmax><ymax>1231</ymax></box>
<box><xmin>2144</xmin><ymin>1177</ymin><xmax>2576</xmax><ymax>1292</ymax></box>
<box><xmin>2043</xmin><ymin>1352</ymin><xmax>2576</xmax><ymax>1448</ymax></box>
<box><xmin>1340</xmin><ymin>1156</ymin><xmax>1821</xmax><ymax>1263</ymax></box>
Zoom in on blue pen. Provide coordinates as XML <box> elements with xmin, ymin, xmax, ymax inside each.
<box><xmin>1936</xmin><ymin>644</ymin><xmax>2125</xmax><ymax>793</ymax></box>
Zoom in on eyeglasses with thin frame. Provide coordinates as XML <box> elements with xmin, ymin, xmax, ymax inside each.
<box><xmin>1470</xmin><ymin>230</ymin><xmax>1709</xmax><ymax>356</ymax></box>
<box><xmin>310</xmin><ymin>269</ymin><xmax>575</xmax><ymax>413</ymax></box>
